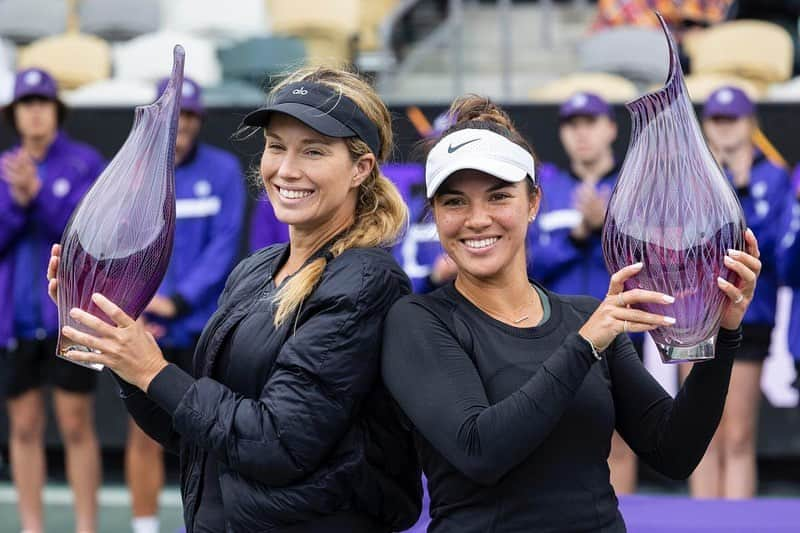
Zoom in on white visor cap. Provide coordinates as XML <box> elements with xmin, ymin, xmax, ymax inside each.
<box><xmin>425</xmin><ymin>128</ymin><xmax>536</xmax><ymax>198</ymax></box>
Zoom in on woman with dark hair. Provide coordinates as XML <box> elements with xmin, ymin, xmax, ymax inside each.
<box><xmin>48</xmin><ymin>66</ymin><xmax>421</xmax><ymax>532</ymax></box>
<box><xmin>382</xmin><ymin>95</ymin><xmax>761</xmax><ymax>532</ymax></box>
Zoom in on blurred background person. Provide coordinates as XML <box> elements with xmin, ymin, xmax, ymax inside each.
<box><xmin>527</xmin><ymin>91</ymin><xmax>639</xmax><ymax>495</ymax></box>
<box><xmin>0</xmin><ymin>68</ymin><xmax>105</xmax><ymax>533</ymax></box>
<box><xmin>684</xmin><ymin>85</ymin><xmax>794</xmax><ymax>498</ymax></box>
<box><xmin>780</xmin><ymin>169</ymin><xmax>800</xmax><ymax>403</ymax></box>
<box><xmin>387</xmin><ymin>109</ymin><xmax>457</xmax><ymax>294</ymax></box>
<box><xmin>127</xmin><ymin>76</ymin><xmax>245</xmax><ymax>533</ymax></box>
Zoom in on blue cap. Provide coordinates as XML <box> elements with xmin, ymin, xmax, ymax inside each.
<box><xmin>156</xmin><ymin>76</ymin><xmax>204</xmax><ymax>115</ymax></box>
<box><xmin>703</xmin><ymin>86</ymin><xmax>754</xmax><ymax>118</ymax></box>
<box><xmin>559</xmin><ymin>92</ymin><xmax>612</xmax><ymax>121</ymax></box>
<box><xmin>13</xmin><ymin>68</ymin><xmax>59</xmax><ymax>103</ymax></box>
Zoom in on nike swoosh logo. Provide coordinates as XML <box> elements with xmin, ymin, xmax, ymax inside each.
<box><xmin>448</xmin><ymin>138</ymin><xmax>480</xmax><ymax>153</ymax></box>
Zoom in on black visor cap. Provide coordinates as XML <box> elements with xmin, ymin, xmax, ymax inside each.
<box><xmin>243</xmin><ymin>82</ymin><xmax>381</xmax><ymax>156</ymax></box>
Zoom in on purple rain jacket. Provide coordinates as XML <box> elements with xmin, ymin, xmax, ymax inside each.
<box><xmin>148</xmin><ymin>143</ymin><xmax>246</xmax><ymax>348</ymax></box>
<box><xmin>0</xmin><ymin>131</ymin><xmax>104</xmax><ymax>349</ymax></box>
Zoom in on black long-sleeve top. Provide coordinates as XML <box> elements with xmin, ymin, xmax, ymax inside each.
<box><xmin>382</xmin><ymin>281</ymin><xmax>741</xmax><ymax>533</ymax></box>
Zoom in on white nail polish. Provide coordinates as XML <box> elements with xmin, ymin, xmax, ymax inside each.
<box><xmin>717</xmin><ymin>276</ymin><xmax>728</xmax><ymax>285</ymax></box>
<box><xmin>662</xmin><ymin>295</ymin><xmax>675</xmax><ymax>303</ymax></box>
<box><xmin>664</xmin><ymin>316</ymin><xmax>676</xmax><ymax>325</ymax></box>
<box><xmin>727</xmin><ymin>249</ymin><xmax>740</xmax><ymax>257</ymax></box>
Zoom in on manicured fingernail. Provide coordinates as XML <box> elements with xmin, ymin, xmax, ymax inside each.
<box><xmin>718</xmin><ymin>276</ymin><xmax>729</xmax><ymax>285</ymax></box>
<box><xmin>631</xmin><ymin>262</ymin><xmax>643</xmax><ymax>269</ymax></box>
<box><xmin>664</xmin><ymin>316</ymin><xmax>676</xmax><ymax>325</ymax></box>
<box><xmin>746</xmin><ymin>228</ymin><xmax>754</xmax><ymax>236</ymax></box>
<box><xmin>662</xmin><ymin>294</ymin><xmax>675</xmax><ymax>303</ymax></box>
<box><xmin>69</xmin><ymin>309</ymin><xmax>77</xmax><ymax>318</ymax></box>
<box><xmin>727</xmin><ymin>249</ymin><xmax>740</xmax><ymax>257</ymax></box>
<box><xmin>724</xmin><ymin>256</ymin><xmax>735</xmax><ymax>265</ymax></box>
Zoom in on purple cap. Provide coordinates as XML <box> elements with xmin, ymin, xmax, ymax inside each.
<box><xmin>12</xmin><ymin>68</ymin><xmax>59</xmax><ymax>103</ymax></box>
<box><xmin>559</xmin><ymin>92</ymin><xmax>612</xmax><ymax>121</ymax></box>
<box><xmin>156</xmin><ymin>76</ymin><xmax>204</xmax><ymax>115</ymax></box>
<box><xmin>703</xmin><ymin>86</ymin><xmax>754</xmax><ymax>118</ymax></box>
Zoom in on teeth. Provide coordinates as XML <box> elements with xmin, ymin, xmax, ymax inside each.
<box><xmin>279</xmin><ymin>187</ymin><xmax>313</xmax><ymax>199</ymax></box>
<box><xmin>464</xmin><ymin>237</ymin><xmax>498</xmax><ymax>249</ymax></box>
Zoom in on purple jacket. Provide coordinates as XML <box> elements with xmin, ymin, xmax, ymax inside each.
<box><xmin>0</xmin><ymin>132</ymin><xmax>105</xmax><ymax>348</ymax></box>
<box><xmin>150</xmin><ymin>143</ymin><xmax>245</xmax><ymax>347</ymax></box>
<box><xmin>527</xmin><ymin>162</ymin><xmax>619</xmax><ymax>301</ymax></box>
<box><xmin>248</xmin><ymin>198</ymin><xmax>289</xmax><ymax>252</ymax></box>
<box><xmin>384</xmin><ymin>163</ymin><xmax>444</xmax><ymax>294</ymax></box>
<box><xmin>778</xmin><ymin>187</ymin><xmax>800</xmax><ymax>361</ymax></box>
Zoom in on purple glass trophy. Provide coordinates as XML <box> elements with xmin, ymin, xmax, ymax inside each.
<box><xmin>601</xmin><ymin>14</ymin><xmax>746</xmax><ymax>363</ymax></box>
<box><xmin>56</xmin><ymin>45</ymin><xmax>184</xmax><ymax>370</ymax></box>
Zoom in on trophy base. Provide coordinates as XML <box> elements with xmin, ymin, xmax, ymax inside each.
<box><xmin>57</xmin><ymin>344</ymin><xmax>104</xmax><ymax>372</ymax></box>
<box><xmin>656</xmin><ymin>337</ymin><xmax>716</xmax><ymax>364</ymax></box>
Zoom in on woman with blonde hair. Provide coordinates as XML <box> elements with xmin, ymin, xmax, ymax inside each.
<box><xmin>382</xmin><ymin>95</ymin><xmax>761</xmax><ymax>532</ymax></box>
<box><xmin>48</xmin><ymin>67</ymin><xmax>421</xmax><ymax>532</ymax></box>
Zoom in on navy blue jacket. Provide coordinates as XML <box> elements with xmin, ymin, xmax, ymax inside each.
<box><xmin>150</xmin><ymin>143</ymin><xmax>245</xmax><ymax>347</ymax></box>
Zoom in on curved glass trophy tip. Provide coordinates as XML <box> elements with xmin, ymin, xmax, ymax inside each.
<box><xmin>657</xmin><ymin>337</ymin><xmax>716</xmax><ymax>364</ymax></box>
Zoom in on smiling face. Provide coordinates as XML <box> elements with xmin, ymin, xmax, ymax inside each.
<box><xmin>432</xmin><ymin>169</ymin><xmax>539</xmax><ymax>281</ymax></box>
<box><xmin>260</xmin><ymin>113</ymin><xmax>374</xmax><ymax>234</ymax></box>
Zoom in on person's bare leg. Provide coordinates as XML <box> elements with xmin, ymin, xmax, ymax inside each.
<box><xmin>721</xmin><ymin>360</ymin><xmax>762</xmax><ymax>499</ymax></box>
<box><xmin>7</xmin><ymin>389</ymin><xmax>47</xmax><ymax>533</ymax></box>
<box><xmin>126</xmin><ymin>418</ymin><xmax>164</xmax><ymax>518</ymax></box>
<box><xmin>53</xmin><ymin>389</ymin><xmax>100</xmax><ymax>533</ymax></box>
<box><xmin>680</xmin><ymin>363</ymin><xmax>724</xmax><ymax>497</ymax></box>
<box><xmin>608</xmin><ymin>431</ymin><xmax>638</xmax><ymax>494</ymax></box>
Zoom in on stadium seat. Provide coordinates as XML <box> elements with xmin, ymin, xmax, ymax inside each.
<box><xmin>113</xmin><ymin>31</ymin><xmax>222</xmax><ymax>86</ymax></box>
<box><xmin>683</xmin><ymin>20</ymin><xmax>794</xmax><ymax>85</ymax></box>
<box><xmin>359</xmin><ymin>0</ymin><xmax>398</xmax><ymax>52</ymax></box>
<box><xmin>161</xmin><ymin>0</ymin><xmax>268</xmax><ymax>41</ymax></box>
<box><xmin>61</xmin><ymin>79</ymin><xmax>157</xmax><ymax>107</ymax></box>
<box><xmin>18</xmin><ymin>33</ymin><xmax>111</xmax><ymax>90</ymax></box>
<box><xmin>218</xmin><ymin>36</ymin><xmax>306</xmax><ymax>88</ymax></box>
<box><xmin>79</xmin><ymin>0</ymin><xmax>160</xmax><ymax>41</ymax></box>
<box><xmin>578</xmin><ymin>27</ymin><xmax>669</xmax><ymax>86</ymax></box>
<box><xmin>203</xmin><ymin>80</ymin><xmax>266</xmax><ymax>107</ymax></box>
<box><xmin>0</xmin><ymin>0</ymin><xmax>67</xmax><ymax>44</ymax></box>
<box><xmin>681</xmin><ymin>73</ymin><xmax>762</xmax><ymax>102</ymax></box>
<box><xmin>267</xmin><ymin>0</ymin><xmax>360</xmax><ymax>65</ymax></box>
<box><xmin>765</xmin><ymin>76</ymin><xmax>800</xmax><ymax>101</ymax></box>
<box><xmin>529</xmin><ymin>73</ymin><xmax>639</xmax><ymax>102</ymax></box>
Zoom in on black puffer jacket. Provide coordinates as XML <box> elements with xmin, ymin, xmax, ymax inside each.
<box><xmin>119</xmin><ymin>244</ymin><xmax>421</xmax><ymax>532</ymax></box>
